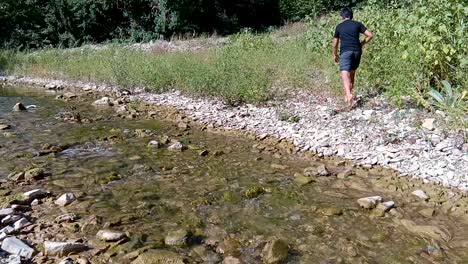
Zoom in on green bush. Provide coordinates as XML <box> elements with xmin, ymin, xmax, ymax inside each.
<box><xmin>305</xmin><ymin>0</ymin><xmax>467</xmax><ymax>108</ymax></box>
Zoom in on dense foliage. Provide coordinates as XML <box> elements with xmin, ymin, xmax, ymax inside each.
<box><xmin>0</xmin><ymin>0</ymin><xmax>362</xmax><ymax>49</ymax></box>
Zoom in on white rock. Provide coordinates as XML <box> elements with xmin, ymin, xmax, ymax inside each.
<box><xmin>23</xmin><ymin>189</ymin><xmax>48</xmax><ymax>200</ymax></box>
<box><xmin>31</xmin><ymin>199</ymin><xmax>40</xmax><ymax>206</ymax></box>
<box><xmin>0</xmin><ymin>225</ymin><xmax>14</xmax><ymax>235</ymax></box>
<box><xmin>6</xmin><ymin>255</ymin><xmax>21</xmax><ymax>264</ymax></box>
<box><xmin>148</xmin><ymin>140</ymin><xmax>160</xmax><ymax>148</ymax></box>
<box><xmin>55</xmin><ymin>193</ymin><xmax>76</xmax><ymax>207</ymax></box>
<box><xmin>1</xmin><ymin>215</ymin><xmax>22</xmax><ymax>225</ymax></box>
<box><xmin>1</xmin><ymin>237</ymin><xmax>35</xmax><ymax>259</ymax></box>
<box><xmin>96</xmin><ymin>230</ymin><xmax>127</xmax><ymax>242</ymax></box>
<box><xmin>44</xmin><ymin>241</ymin><xmax>88</xmax><ymax>256</ymax></box>
<box><xmin>13</xmin><ymin>218</ymin><xmax>31</xmax><ymax>231</ymax></box>
<box><xmin>422</xmin><ymin>118</ymin><xmax>435</xmax><ymax>131</ymax></box>
<box><xmin>357</xmin><ymin>196</ymin><xmax>383</xmax><ymax>209</ymax></box>
<box><xmin>0</xmin><ymin>208</ymin><xmax>14</xmax><ymax>217</ymax></box>
<box><xmin>412</xmin><ymin>190</ymin><xmax>429</xmax><ymax>200</ymax></box>
<box><xmin>93</xmin><ymin>97</ymin><xmax>114</xmax><ymax>106</ymax></box>
<box><xmin>168</xmin><ymin>142</ymin><xmax>184</xmax><ymax>151</ymax></box>
<box><xmin>377</xmin><ymin>201</ymin><xmax>396</xmax><ymax>212</ymax></box>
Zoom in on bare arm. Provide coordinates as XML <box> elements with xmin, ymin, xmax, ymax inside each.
<box><xmin>332</xmin><ymin>37</ymin><xmax>339</xmax><ymax>63</ymax></box>
<box><xmin>361</xmin><ymin>30</ymin><xmax>374</xmax><ymax>47</ymax></box>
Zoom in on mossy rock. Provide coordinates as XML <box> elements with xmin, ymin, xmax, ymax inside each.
<box><xmin>98</xmin><ymin>172</ymin><xmax>120</xmax><ymax>184</ymax></box>
<box><xmin>245</xmin><ymin>186</ymin><xmax>265</xmax><ymax>199</ymax></box>
<box><xmin>222</xmin><ymin>192</ymin><xmax>239</xmax><ymax>203</ymax></box>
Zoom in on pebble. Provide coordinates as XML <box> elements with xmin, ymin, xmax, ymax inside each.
<box><xmin>412</xmin><ymin>190</ymin><xmax>429</xmax><ymax>200</ymax></box>
<box><xmin>96</xmin><ymin>230</ymin><xmax>127</xmax><ymax>242</ymax></box>
<box><xmin>357</xmin><ymin>196</ymin><xmax>383</xmax><ymax>209</ymax></box>
<box><xmin>93</xmin><ymin>97</ymin><xmax>114</xmax><ymax>106</ymax></box>
<box><xmin>55</xmin><ymin>193</ymin><xmax>77</xmax><ymax>206</ymax></box>
<box><xmin>168</xmin><ymin>142</ymin><xmax>185</xmax><ymax>152</ymax></box>
<box><xmin>147</xmin><ymin>140</ymin><xmax>160</xmax><ymax>148</ymax></box>
<box><xmin>13</xmin><ymin>217</ymin><xmax>31</xmax><ymax>231</ymax></box>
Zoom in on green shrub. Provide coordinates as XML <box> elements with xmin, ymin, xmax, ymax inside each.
<box><xmin>305</xmin><ymin>0</ymin><xmax>467</xmax><ymax>108</ymax></box>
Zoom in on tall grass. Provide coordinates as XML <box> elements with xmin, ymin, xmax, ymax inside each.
<box><xmin>1</xmin><ymin>33</ymin><xmax>328</xmax><ymax>104</ymax></box>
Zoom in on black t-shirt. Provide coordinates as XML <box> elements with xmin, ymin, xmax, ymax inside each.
<box><xmin>334</xmin><ymin>20</ymin><xmax>367</xmax><ymax>54</ymax></box>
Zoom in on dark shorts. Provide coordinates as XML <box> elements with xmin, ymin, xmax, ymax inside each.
<box><xmin>339</xmin><ymin>50</ymin><xmax>362</xmax><ymax>71</ymax></box>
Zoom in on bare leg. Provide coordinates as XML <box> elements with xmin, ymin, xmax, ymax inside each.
<box><xmin>340</xmin><ymin>71</ymin><xmax>353</xmax><ymax>106</ymax></box>
<box><xmin>350</xmin><ymin>70</ymin><xmax>356</xmax><ymax>95</ymax></box>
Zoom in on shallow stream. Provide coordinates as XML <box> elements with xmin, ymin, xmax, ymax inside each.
<box><xmin>1</xmin><ymin>85</ymin><xmax>468</xmax><ymax>263</ymax></box>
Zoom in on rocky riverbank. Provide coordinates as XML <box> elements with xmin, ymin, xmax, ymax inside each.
<box><xmin>2</xmin><ymin>83</ymin><xmax>468</xmax><ymax>263</ymax></box>
<box><xmin>2</xmin><ymin>75</ymin><xmax>466</xmax><ymax>192</ymax></box>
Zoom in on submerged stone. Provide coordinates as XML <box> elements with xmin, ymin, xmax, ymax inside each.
<box><xmin>320</xmin><ymin>207</ymin><xmax>343</xmax><ymax>216</ymax></box>
<box><xmin>131</xmin><ymin>249</ymin><xmax>185</xmax><ymax>264</ymax></box>
<box><xmin>44</xmin><ymin>241</ymin><xmax>89</xmax><ymax>256</ymax></box>
<box><xmin>262</xmin><ymin>239</ymin><xmax>289</xmax><ymax>264</ymax></box>
<box><xmin>24</xmin><ymin>168</ymin><xmax>44</xmax><ymax>181</ymax></box>
<box><xmin>245</xmin><ymin>186</ymin><xmax>265</xmax><ymax>199</ymax></box>
<box><xmin>96</xmin><ymin>230</ymin><xmax>127</xmax><ymax>242</ymax></box>
<box><xmin>294</xmin><ymin>173</ymin><xmax>313</xmax><ymax>186</ymax></box>
<box><xmin>164</xmin><ymin>229</ymin><xmax>189</xmax><ymax>247</ymax></box>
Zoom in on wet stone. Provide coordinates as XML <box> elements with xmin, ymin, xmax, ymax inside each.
<box><xmin>131</xmin><ymin>249</ymin><xmax>185</xmax><ymax>264</ymax></box>
<box><xmin>23</xmin><ymin>189</ymin><xmax>48</xmax><ymax>201</ymax></box>
<box><xmin>419</xmin><ymin>208</ymin><xmax>436</xmax><ymax>218</ymax></box>
<box><xmin>217</xmin><ymin>238</ymin><xmax>241</xmax><ymax>256</ymax></box>
<box><xmin>262</xmin><ymin>239</ymin><xmax>289</xmax><ymax>264</ymax></box>
<box><xmin>13</xmin><ymin>103</ymin><xmax>27</xmax><ymax>111</ymax></box>
<box><xmin>44</xmin><ymin>241</ymin><xmax>89</xmax><ymax>256</ymax></box>
<box><xmin>320</xmin><ymin>207</ymin><xmax>343</xmax><ymax>216</ymax></box>
<box><xmin>164</xmin><ymin>229</ymin><xmax>188</xmax><ymax>247</ymax></box>
<box><xmin>24</xmin><ymin>168</ymin><xmax>44</xmax><ymax>181</ymax></box>
<box><xmin>294</xmin><ymin>173</ymin><xmax>313</xmax><ymax>186</ymax></box>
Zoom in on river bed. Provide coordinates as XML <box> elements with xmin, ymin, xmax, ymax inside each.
<box><xmin>1</xmin><ymin>85</ymin><xmax>468</xmax><ymax>263</ymax></box>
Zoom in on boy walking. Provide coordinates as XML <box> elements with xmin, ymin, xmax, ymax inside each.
<box><xmin>332</xmin><ymin>7</ymin><xmax>373</xmax><ymax>107</ymax></box>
